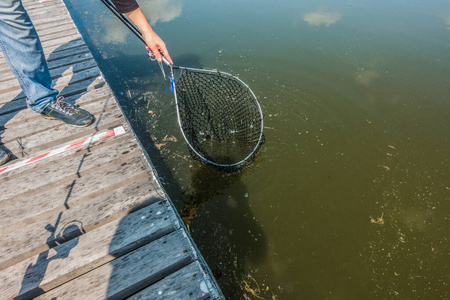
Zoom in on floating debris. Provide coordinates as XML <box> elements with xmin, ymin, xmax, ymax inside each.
<box><xmin>370</xmin><ymin>212</ymin><xmax>385</xmax><ymax>225</ymax></box>
<box><xmin>162</xmin><ymin>135</ymin><xmax>178</xmax><ymax>142</ymax></box>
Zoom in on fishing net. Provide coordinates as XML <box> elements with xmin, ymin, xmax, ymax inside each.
<box><xmin>174</xmin><ymin>68</ymin><xmax>265</xmax><ymax>172</ymax></box>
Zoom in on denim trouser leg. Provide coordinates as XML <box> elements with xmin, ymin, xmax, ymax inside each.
<box><xmin>0</xmin><ymin>0</ymin><xmax>58</xmax><ymax>113</ymax></box>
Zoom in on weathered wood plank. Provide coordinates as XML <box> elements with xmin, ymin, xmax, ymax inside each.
<box><xmin>0</xmin><ymin>97</ymin><xmax>116</xmax><ymax>153</ymax></box>
<box><xmin>129</xmin><ymin>262</ymin><xmax>212</xmax><ymax>300</ymax></box>
<box><xmin>49</xmin><ymin>59</ymin><xmax>99</xmax><ymax>79</ymax></box>
<box><xmin>0</xmin><ymin>156</ymin><xmax>155</xmax><ymax>271</ymax></box>
<box><xmin>38</xmin><ymin>28</ymin><xmax>79</xmax><ymax>44</ymax></box>
<box><xmin>31</xmin><ymin>17</ymin><xmax>73</xmax><ymax>32</ymax></box>
<box><xmin>35</xmin><ymin>23</ymin><xmax>76</xmax><ymax>39</ymax></box>
<box><xmin>22</xmin><ymin>0</ymin><xmax>65</xmax><ymax>10</ymax></box>
<box><xmin>41</xmin><ymin>34</ymin><xmax>83</xmax><ymax>50</ymax></box>
<box><xmin>1</xmin><ymin>93</ymin><xmax>113</xmax><ymax>138</ymax></box>
<box><xmin>0</xmin><ymin>175</ymin><xmax>159</xmax><ymax>238</ymax></box>
<box><xmin>0</xmin><ymin>203</ymin><xmax>176</xmax><ymax>300</ymax></box>
<box><xmin>0</xmin><ymin>175</ymin><xmax>160</xmax><ymax>273</ymax></box>
<box><xmin>0</xmin><ymin>45</ymin><xmax>91</xmax><ymax>75</ymax></box>
<box><xmin>0</xmin><ymin>134</ymin><xmax>139</xmax><ymax>206</ymax></box>
<box><xmin>1</xmin><ymin>106</ymin><xmax>123</xmax><ymax>156</ymax></box>
<box><xmin>0</xmin><ymin>85</ymin><xmax>112</xmax><ymax>126</ymax></box>
<box><xmin>29</xmin><ymin>15</ymin><xmax>72</xmax><ymax>31</ymax></box>
<box><xmin>42</xmin><ymin>37</ymin><xmax>84</xmax><ymax>55</ymax></box>
<box><xmin>0</xmin><ymin>65</ymin><xmax>99</xmax><ymax>97</ymax></box>
<box><xmin>46</xmin><ymin>45</ymin><xmax>91</xmax><ymax>63</ymax></box>
<box><xmin>0</xmin><ymin>43</ymin><xmax>91</xmax><ymax>83</ymax></box>
<box><xmin>1</xmin><ymin>66</ymin><xmax>100</xmax><ymax>102</ymax></box>
<box><xmin>0</xmin><ymin>73</ymin><xmax>103</xmax><ymax>106</ymax></box>
<box><xmin>0</xmin><ymin>128</ymin><xmax>127</xmax><ymax>182</ymax></box>
<box><xmin>25</xmin><ymin>2</ymin><xmax>66</xmax><ymax>14</ymax></box>
<box><xmin>24</xmin><ymin>6</ymin><xmax>70</xmax><ymax>22</ymax></box>
<box><xmin>0</xmin><ymin>136</ymin><xmax>144</xmax><ymax>227</ymax></box>
<box><xmin>34</xmin><ymin>231</ymin><xmax>193</xmax><ymax>300</ymax></box>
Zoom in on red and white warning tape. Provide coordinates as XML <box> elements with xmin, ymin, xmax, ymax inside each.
<box><xmin>0</xmin><ymin>126</ymin><xmax>126</xmax><ymax>175</ymax></box>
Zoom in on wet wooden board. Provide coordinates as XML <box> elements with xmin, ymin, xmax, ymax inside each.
<box><xmin>0</xmin><ymin>0</ymin><xmax>222</xmax><ymax>299</ymax></box>
<box><xmin>34</xmin><ymin>231</ymin><xmax>193</xmax><ymax>300</ymax></box>
<box><xmin>129</xmin><ymin>262</ymin><xmax>211</xmax><ymax>300</ymax></box>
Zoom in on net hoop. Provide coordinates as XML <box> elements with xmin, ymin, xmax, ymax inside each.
<box><xmin>172</xmin><ymin>66</ymin><xmax>264</xmax><ymax>169</ymax></box>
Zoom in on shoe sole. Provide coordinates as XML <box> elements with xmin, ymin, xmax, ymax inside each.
<box><xmin>0</xmin><ymin>153</ymin><xmax>11</xmax><ymax>166</ymax></box>
<box><xmin>43</xmin><ymin>116</ymin><xmax>95</xmax><ymax>128</ymax></box>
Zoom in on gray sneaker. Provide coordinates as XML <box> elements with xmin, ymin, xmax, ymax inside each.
<box><xmin>0</xmin><ymin>146</ymin><xmax>10</xmax><ymax>166</ymax></box>
<box><xmin>41</xmin><ymin>96</ymin><xmax>94</xmax><ymax>127</ymax></box>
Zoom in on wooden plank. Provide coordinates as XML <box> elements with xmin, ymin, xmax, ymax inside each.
<box><xmin>25</xmin><ymin>2</ymin><xmax>66</xmax><ymax>15</ymax></box>
<box><xmin>0</xmin><ymin>85</ymin><xmax>112</xmax><ymax>127</ymax></box>
<box><xmin>41</xmin><ymin>33</ymin><xmax>81</xmax><ymax>48</ymax></box>
<box><xmin>22</xmin><ymin>0</ymin><xmax>65</xmax><ymax>10</ymax></box>
<box><xmin>0</xmin><ymin>45</ymin><xmax>91</xmax><ymax>74</ymax></box>
<box><xmin>34</xmin><ymin>231</ymin><xmax>192</xmax><ymax>300</ymax></box>
<box><xmin>36</xmin><ymin>23</ymin><xmax>76</xmax><ymax>39</ymax></box>
<box><xmin>0</xmin><ymin>203</ymin><xmax>176</xmax><ymax>300</ymax></box>
<box><xmin>0</xmin><ymin>136</ymin><xmax>140</xmax><ymax>206</ymax></box>
<box><xmin>0</xmin><ymin>98</ymin><xmax>117</xmax><ymax>155</ymax></box>
<box><xmin>0</xmin><ymin>76</ymin><xmax>105</xmax><ymax>129</ymax></box>
<box><xmin>0</xmin><ymin>176</ymin><xmax>159</xmax><ymax>238</ymax></box>
<box><xmin>38</xmin><ymin>28</ymin><xmax>79</xmax><ymax>43</ymax></box>
<box><xmin>0</xmin><ymin>44</ymin><xmax>92</xmax><ymax>84</ymax></box>
<box><xmin>1</xmin><ymin>106</ymin><xmax>123</xmax><ymax>156</ymax></box>
<box><xmin>0</xmin><ymin>73</ymin><xmax>103</xmax><ymax>106</ymax></box>
<box><xmin>31</xmin><ymin>18</ymin><xmax>73</xmax><ymax>32</ymax></box>
<box><xmin>29</xmin><ymin>15</ymin><xmax>72</xmax><ymax>30</ymax></box>
<box><xmin>42</xmin><ymin>37</ymin><xmax>84</xmax><ymax>55</ymax></box>
<box><xmin>0</xmin><ymin>136</ymin><xmax>143</xmax><ymax>227</ymax></box>
<box><xmin>0</xmin><ymin>65</ymin><xmax>99</xmax><ymax>97</ymax></box>
<box><xmin>129</xmin><ymin>262</ymin><xmax>211</xmax><ymax>300</ymax></box>
<box><xmin>0</xmin><ymin>174</ymin><xmax>163</xmax><ymax>273</ymax></box>
<box><xmin>24</xmin><ymin>7</ymin><xmax>70</xmax><ymax>22</ymax></box>
<box><xmin>46</xmin><ymin>45</ymin><xmax>91</xmax><ymax>64</ymax></box>
<box><xmin>0</xmin><ymin>156</ymin><xmax>155</xmax><ymax>271</ymax></box>
<box><xmin>0</xmin><ymin>176</ymin><xmax>159</xmax><ymax>272</ymax></box>
<box><xmin>49</xmin><ymin>59</ymin><xmax>99</xmax><ymax>79</ymax></box>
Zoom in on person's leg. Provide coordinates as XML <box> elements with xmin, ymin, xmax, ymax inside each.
<box><xmin>0</xmin><ymin>0</ymin><xmax>57</xmax><ymax>112</ymax></box>
<box><xmin>0</xmin><ymin>0</ymin><xmax>94</xmax><ymax>128</ymax></box>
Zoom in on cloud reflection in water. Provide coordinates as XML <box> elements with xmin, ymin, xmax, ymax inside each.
<box><xmin>303</xmin><ymin>8</ymin><xmax>341</xmax><ymax>27</ymax></box>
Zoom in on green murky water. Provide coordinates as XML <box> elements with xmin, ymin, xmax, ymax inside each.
<box><xmin>65</xmin><ymin>0</ymin><xmax>450</xmax><ymax>298</ymax></box>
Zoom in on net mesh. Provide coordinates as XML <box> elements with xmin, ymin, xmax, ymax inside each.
<box><xmin>175</xmin><ymin>68</ymin><xmax>264</xmax><ymax>172</ymax></box>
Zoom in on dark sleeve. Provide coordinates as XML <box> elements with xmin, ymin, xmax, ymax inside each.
<box><xmin>110</xmin><ymin>0</ymin><xmax>139</xmax><ymax>14</ymax></box>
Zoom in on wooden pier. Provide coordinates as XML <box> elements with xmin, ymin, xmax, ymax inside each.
<box><xmin>0</xmin><ymin>0</ymin><xmax>222</xmax><ymax>299</ymax></box>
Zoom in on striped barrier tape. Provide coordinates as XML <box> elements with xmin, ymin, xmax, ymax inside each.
<box><xmin>0</xmin><ymin>126</ymin><xmax>126</xmax><ymax>175</ymax></box>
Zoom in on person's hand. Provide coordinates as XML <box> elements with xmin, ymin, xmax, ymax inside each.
<box><xmin>125</xmin><ymin>7</ymin><xmax>173</xmax><ymax>65</ymax></box>
<box><xmin>143</xmin><ymin>30</ymin><xmax>173</xmax><ymax>65</ymax></box>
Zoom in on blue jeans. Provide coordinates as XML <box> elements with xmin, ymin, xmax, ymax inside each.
<box><xmin>0</xmin><ymin>0</ymin><xmax>58</xmax><ymax>113</ymax></box>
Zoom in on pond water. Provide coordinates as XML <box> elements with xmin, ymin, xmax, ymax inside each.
<box><xmin>64</xmin><ymin>0</ymin><xmax>450</xmax><ymax>298</ymax></box>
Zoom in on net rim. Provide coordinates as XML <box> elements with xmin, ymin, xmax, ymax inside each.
<box><xmin>173</xmin><ymin>67</ymin><xmax>264</xmax><ymax>168</ymax></box>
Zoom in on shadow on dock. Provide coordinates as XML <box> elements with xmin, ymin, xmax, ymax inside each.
<box><xmin>17</xmin><ymin>213</ymin><xmax>83</xmax><ymax>300</ymax></box>
<box><xmin>0</xmin><ymin>39</ymin><xmax>104</xmax><ymax>162</ymax></box>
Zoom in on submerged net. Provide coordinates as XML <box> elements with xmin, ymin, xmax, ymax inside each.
<box><xmin>175</xmin><ymin>68</ymin><xmax>265</xmax><ymax>172</ymax></box>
